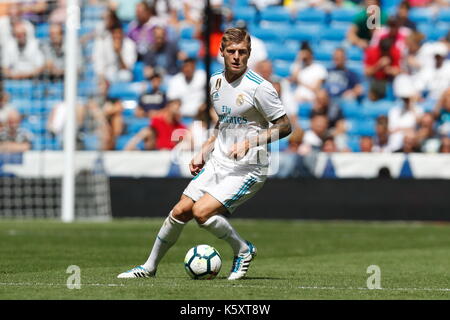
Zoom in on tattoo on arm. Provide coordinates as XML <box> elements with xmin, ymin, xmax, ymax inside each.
<box><xmin>251</xmin><ymin>114</ymin><xmax>292</xmax><ymax>147</ymax></box>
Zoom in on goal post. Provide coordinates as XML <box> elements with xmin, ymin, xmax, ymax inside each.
<box><xmin>62</xmin><ymin>0</ymin><xmax>79</xmax><ymax>223</ymax></box>
<box><xmin>0</xmin><ymin>0</ymin><xmax>112</xmax><ymax>221</ymax></box>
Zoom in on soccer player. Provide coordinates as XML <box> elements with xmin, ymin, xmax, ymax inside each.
<box><xmin>118</xmin><ymin>28</ymin><xmax>292</xmax><ymax>280</ymax></box>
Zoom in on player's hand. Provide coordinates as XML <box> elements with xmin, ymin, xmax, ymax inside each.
<box><xmin>189</xmin><ymin>153</ymin><xmax>205</xmax><ymax>176</ymax></box>
<box><xmin>228</xmin><ymin>140</ymin><xmax>250</xmax><ymax>161</ymax></box>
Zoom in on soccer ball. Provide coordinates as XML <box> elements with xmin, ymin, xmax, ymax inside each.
<box><xmin>184</xmin><ymin>244</ymin><xmax>222</xmax><ymax>280</ymax></box>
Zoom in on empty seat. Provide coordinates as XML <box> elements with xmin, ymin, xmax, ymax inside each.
<box><xmin>361</xmin><ymin>99</ymin><xmax>393</xmax><ymax>118</ymax></box>
<box><xmin>233</xmin><ymin>6</ymin><xmax>257</xmax><ymax>24</ymax></box>
<box><xmin>260</xmin><ymin>6</ymin><xmax>292</xmax><ymax>23</ymax></box>
<box><xmin>297</xmin><ymin>102</ymin><xmax>313</xmax><ymax>118</ymax></box>
<box><xmin>108</xmin><ymin>82</ymin><xmax>146</xmax><ymax>100</ymax></box>
<box><xmin>296</xmin><ymin>8</ymin><xmax>327</xmax><ymax>24</ymax></box>
<box><xmin>273</xmin><ymin>60</ymin><xmax>292</xmax><ymax>78</ymax></box>
<box><xmin>437</xmin><ymin>8</ymin><xmax>450</xmax><ymax>23</ymax></box>
<box><xmin>409</xmin><ymin>8</ymin><xmax>435</xmax><ymax>24</ymax></box>
<box><xmin>179</xmin><ymin>39</ymin><xmax>200</xmax><ymax>58</ymax></box>
<box><xmin>320</xmin><ymin>25</ymin><xmax>349</xmax><ymax>43</ymax></box>
<box><xmin>330</xmin><ymin>8</ymin><xmax>358</xmax><ymax>24</ymax></box>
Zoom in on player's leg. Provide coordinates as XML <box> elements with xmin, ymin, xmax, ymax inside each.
<box><xmin>117</xmin><ymin>195</ymin><xmax>194</xmax><ymax>278</ymax></box>
<box><xmin>192</xmin><ymin>193</ymin><xmax>256</xmax><ymax>280</ymax></box>
<box><xmin>192</xmin><ymin>193</ymin><xmax>249</xmax><ymax>256</ymax></box>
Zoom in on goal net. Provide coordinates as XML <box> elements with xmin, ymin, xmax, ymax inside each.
<box><xmin>0</xmin><ymin>0</ymin><xmax>111</xmax><ymax>220</ymax></box>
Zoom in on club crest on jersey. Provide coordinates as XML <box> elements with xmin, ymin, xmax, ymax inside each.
<box><xmin>236</xmin><ymin>94</ymin><xmax>245</xmax><ymax>106</ymax></box>
<box><xmin>215</xmin><ymin>78</ymin><xmax>222</xmax><ymax>90</ymax></box>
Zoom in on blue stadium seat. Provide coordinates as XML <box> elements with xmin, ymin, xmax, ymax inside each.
<box><xmin>108</xmin><ymin>82</ymin><xmax>146</xmax><ymax>100</ymax></box>
<box><xmin>260</xmin><ymin>6</ymin><xmax>292</xmax><ymax>23</ymax></box>
<box><xmin>115</xmin><ymin>134</ymin><xmax>133</xmax><ymax>150</ymax></box>
<box><xmin>251</xmin><ymin>26</ymin><xmax>280</xmax><ymax>41</ymax></box>
<box><xmin>347</xmin><ymin>60</ymin><xmax>364</xmax><ymax>79</ymax></box>
<box><xmin>285</xmin><ymin>25</ymin><xmax>321</xmax><ymax>42</ymax></box>
<box><xmin>297</xmin><ymin>102</ymin><xmax>313</xmax><ymax>118</ymax></box>
<box><xmin>233</xmin><ymin>6</ymin><xmax>257</xmax><ymax>24</ymax></box>
<box><xmin>273</xmin><ymin>60</ymin><xmax>292</xmax><ymax>78</ymax></box>
<box><xmin>35</xmin><ymin>23</ymin><xmax>49</xmax><ymax>39</ymax></box>
<box><xmin>330</xmin><ymin>8</ymin><xmax>358</xmax><ymax>24</ymax></box>
<box><xmin>133</xmin><ymin>62</ymin><xmax>145</xmax><ymax>82</ymax></box>
<box><xmin>320</xmin><ymin>25</ymin><xmax>349</xmax><ymax>43</ymax></box>
<box><xmin>361</xmin><ymin>99</ymin><xmax>393</xmax><ymax>118</ymax></box>
<box><xmin>298</xmin><ymin>119</ymin><xmax>310</xmax><ymax>130</ymax></box>
<box><xmin>126</xmin><ymin>118</ymin><xmax>149</xmax><ymax>135</ymax></box>
<box><xmin>346</xmin><ymin>46</ymin><xmax>363</xmax><ymax>61</ymax></box>
<box><xmin>296</xmin><ymin>8</ymin><xmax>327</xmax><ymax>24</ymax></box>
<box><xmin>266</xmin><ymin>43</ymin><xmax>297</xmax><ymax>62</ymax></box>
<box><xmin>437</xmin><ymin>8</ymin><xmax>450</xmax><ymax>23</ymax></box>
<box><xmin>427</xmin><ymin>24</ymin><xmax>449</xmax><ymax>41</ymax></box>
<box><xmin>82</xmin><ymin>5</ymin><xmax>106</xmax><ymax>21</ymax></box>
<box><xmin>179</xmin><ymin>39</ymin><xmax>201</xmax><ymax>58</ymax></box>
<box><xmin>340</xmin><ymin>99</ymin><xmax>363</xmax><ymax>119</ymax></box>
<box><xmin>82</xmin><ymin>134</ymin><xmax>101</xmax><ymax>151</ymax></box>
<box><xmin>409</xmin><ymin>8</ymin><xmax>435</xmax><ymax>24</ymax></box>
<box><xmin>346</xmin><ymin>119</ymin><xmax>376</xmax><ymax>136</ymax></box>
<box><xmin>347</xmin><ymin>135</ymin><xmax>361</xmax><ymax>152</ymax></box>
<box><xmin>22</xmin><ymin>117</ymin><xmax>47</xmax><ymax>135</ymax></box>
<box><xmin>180</xmin><ymin>26</ymin><xmax>195</xmax><ymax>39</ymax></box>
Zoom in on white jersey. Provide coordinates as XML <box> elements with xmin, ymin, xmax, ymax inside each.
<box><xmin>209</xmin><ymin>68</ymin><xmax>286</xmax><ymax>168</ymax></box>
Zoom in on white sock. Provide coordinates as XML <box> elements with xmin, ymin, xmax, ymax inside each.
<box><xmin>143</xmin><ymin>211</ymin><xmax>186</xmax><ymax>272</ymax></box>
<box><xmin>200</xmin><ymin>215</ymin><xmax>248</xmax><ymax>256</ymax></box>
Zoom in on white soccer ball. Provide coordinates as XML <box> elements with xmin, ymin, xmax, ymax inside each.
<box><xmin>184</xmin><ymin>244</ymin><xmax>222</xmax><ymax>280</ymax></box>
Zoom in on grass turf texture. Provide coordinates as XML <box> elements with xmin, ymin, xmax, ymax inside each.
<box><xmin>0</xmin><ymin>219</ymin><xmax>449</xmax><ymax>300</ymax></box>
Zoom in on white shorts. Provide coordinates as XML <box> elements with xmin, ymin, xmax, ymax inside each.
<box><xmin>183</xmin><ymin>157</ymin><xmax>267</xmax><ymax>214</ymax></box>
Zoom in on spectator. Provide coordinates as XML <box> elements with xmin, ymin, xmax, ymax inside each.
<box><xmin>439</xmin><ymin>136</ymin><xmax>450</xmax><ymax>153</ymax></box>
<box><xmin>125</xmin><ymin>99</ymin><xmax>187</xmax><ymax>151</ymax></box>
<box><xmin>299</xmin><ymin>113</ymin><xmax>329</xmax><ymax>153</ymax></box>
<box><xmin>402</xmin><ymin>31</ymin><xmax>426</xmax><ymax>78</ymax></box>
<box><xmin>290</xmin><ymin>42</ymin><xmax>328</xmax><ymax>103</ymax></box>
<box><xmin>360</xmin><ymin>136</ymin><xmax>374</xmax><ymax>152</ymax></box>
<box><xmin>325</xmin><ymin>48</ymin><xmax>363</xmax><ymax>101</ymax></box>
<box><xmin>41</xmin><ymin>23</ymin><xmax>83</xmax><ymax>81</ymax></box>
<box><xmin>310</xmin><ymin>90</ymin><xmax>344</xmax><ymax>129</ymax></box>
<box><xmin>0</xmin><ymin>110</ymin><xmax>32</xmax><ymax>152</ymax></box>
<box><xmin>92</xmin><ymin>25</ymin><xmax>137</xmax><ymax>84</ymax></box>
<box><xmin>415</xmin><ymin>31</ymin><xmax>450</xmax><ymax>71</ymax></box>
<box><xmin>127</xmin><ymin>1</ymin><xmax>164</xmax><ymax>61</ymax></box>
<box><xmin>166</xmin><ymin>58</ymin><xmax>206</xmax><ymax>118</ymax></box>
<box><xmin>370</xmin><ymin>16</ymin><xmax>412</xmax><ymax>55</ymax></box>
<box><xmin>364</xmin><ymin>37</ymin><xmax>401</xmax><ymax>101</ymax></box>
<box><xmin>416</xmin><ymin>112</ymin><xmax>440</xmax><ymax>152</ymax></box>
<box><xmin>393</xmin><ymin>1</ymin><xmax>417</xmax><ymax>31</ymax></box>
<box><xmin>322</xmin><ymin>136</ymin><xmax>338</xmax><ymax>153</ymax></box>
<box><xmin>135</xmin><ymin>73</ymin><xmax>167</xmax><ymax>118</ymax></box>
<box><xmin>0</xmin><ymin>91</ymin><xmax>16</xmax><ymax>130</ymax></box>
<box><xmin>347</xmin><ymin>0</ymin><xmax>388</xmax><ymax>50</ymax></box>
<box><xmin>255</xmin><ymin>59</ymin><xmax>298</xmax><ymax>126</ymax></box>
<box><xmin>372</xmin><ymin>115</ymin><xmax>391</xmax><ymax>152</ymax></box>
<box><xmin>415</xmin><ymin>43</ymin><xmax>450</xmax><ymax>101</ymax></box>
<box><xmin>432</xmin><ymin>88</ymin><xmax>450</xmax><ymax>136</ymax></box>
<box><xmin>81</xmin><ymin>8</ymin><xmax>121</xmax><ymax>45</ymax></box>
<box><xmin>152</xmin><ymin>0</ymin><xmax>180</xmax><ymax>26</ymax></box>
<box><xmin>394</xmin><ymin>130</ymin><xmax>420</xmax><ymax>153</ymax></box>
<box><xmin>2</xmin><ymin>21</ymin><xmax>44</xmax><ymax>80</ymax></box>
<box><xmin>388</xmin><ymin>79</ymin><xmax>424</xmax><ymax>151</ymax></box>
<box><xmin>143</xmin><ymin>25</ymin><xmax>181</xmax><ymax>78</ymax></box>
<box><xmin>48</xmin><ymin>0</ymin><xmax>67</xmax><ymax>25</ymax></box>
<box><xmin>0</xmin><ymin>2</ymin><xmax>35</xmax><ymax>47</ymax></box>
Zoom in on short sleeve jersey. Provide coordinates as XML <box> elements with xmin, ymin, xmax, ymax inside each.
<box><xmin>209</xmin><ymin>69</ymin><xmax>286</xmax><ymax>168</ymax></box>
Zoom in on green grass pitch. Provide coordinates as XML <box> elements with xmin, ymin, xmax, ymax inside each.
<box><xmin>0</xmin><ymin>218</ymin><xmax>449</xmax><ymax>300</ymax></box>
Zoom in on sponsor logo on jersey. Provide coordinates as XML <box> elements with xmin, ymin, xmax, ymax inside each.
<box><xmin>212</xmin><ymin>91</ymin><xmax>220</xmax><ymax>101</ymax></box>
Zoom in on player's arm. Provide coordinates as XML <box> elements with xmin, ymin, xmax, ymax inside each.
<box><xmin>189</xmin><ymin>120</ymin><xmax>219</xmax><ymax>176</ymax></box>
<box><xmin>228</xmin><ymin>114</ymin><xmax>292</xmax><ymax>160</ymax></box>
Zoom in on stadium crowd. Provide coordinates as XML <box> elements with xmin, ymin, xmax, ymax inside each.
<box><xmin>0</xmin><ymin>0</ymin><xmax>449</xmax><ymax>176</ymax></box>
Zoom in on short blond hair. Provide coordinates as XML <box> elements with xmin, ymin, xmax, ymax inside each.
<box><xmin>220</xmin><ymin>27</ymin><xmax>251</xmax><ymax>52</ymax></box>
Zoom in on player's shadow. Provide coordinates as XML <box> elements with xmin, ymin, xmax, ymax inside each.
<box><xmin>216</xmin><ymin>276</ymin><xmax>289</xmax><ymax>280</ymax></box>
